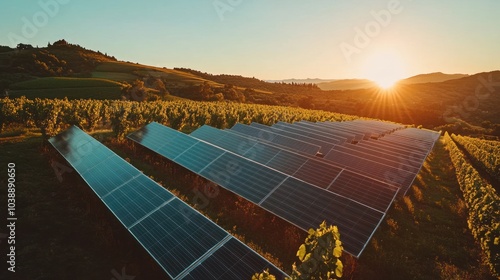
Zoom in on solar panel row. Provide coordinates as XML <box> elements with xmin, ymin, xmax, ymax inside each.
<box><xmin>191</xmin><ymin>125</ymin><xmax>399</xmax><ymax>213</ymax></box>
<box><xmin>256</xmin><ymin>121</ymin><xmax>439</xmax><ymax>195</ymax></box>
<box><xmin>49</xmin><ymin>126</ymin><xmax>287</xmax><ymax>280</ymax></box>
<box><xmin>128</xmin><ymin>122</ymin><xmax>391</xmax><ymax>257</ymax></box>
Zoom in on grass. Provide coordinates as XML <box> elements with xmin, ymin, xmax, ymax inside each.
<box><xmin>10</xmin><ymin>77</ymin><xmax>124</xmax><ymax>90</ymax></box>
<box><xmin>91</xmin><ymin>71</ymin><xmax>138</xmax><ymax>82</ymax></box>
<box><xmin>95</xmin><ymin>61</ymin><xmax>219</xmax><ymax>86</ymax></box>
<box><xmin>8</xmin><ymin>87</ymin><xmax>123</xmax><ymax>100</ymax></box>
<box><xmin>8</xmin><ymin>77</ymin><xmax>124</xmax><ymax>99</ymax></box>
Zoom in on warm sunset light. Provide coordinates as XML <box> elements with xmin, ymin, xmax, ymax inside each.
<box><xmin>362</xmin><ymin>51</ymin><xmax>407</xmax><ymax>89</ymax></box>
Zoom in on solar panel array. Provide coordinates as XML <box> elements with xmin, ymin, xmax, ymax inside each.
<box><xmin>230</xmin><ymin>120</ymin><xmax>439</xmax><ymax>195</ymax></box>
<box><xmin>49</xmin><ymin>126</ymin><xmax>287</xmax><ymax>280</ymax></box>
<box><xmin>127</xmin><ymin>121</ymin><xmax>436</xmax><ymax>257</ymax></box>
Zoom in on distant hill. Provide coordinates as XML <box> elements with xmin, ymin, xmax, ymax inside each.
<box><xmin>399</xmin><ymin>72</ymin><xmax>469</xmax><ymax>84</ymax></box>
<box><xmin>1</xmin><ymin>40</ymin><xmax>499</xmax><ymax>136</ymax></box>
<box><xmin>266</xmin><ymin>78</ymin><xmax>337</xmax><ymax>84</ymax></box>
<box><xmin>316</xmin><ymin>79</ymin><xmax>378</xmax><ymax>90</ymax></box>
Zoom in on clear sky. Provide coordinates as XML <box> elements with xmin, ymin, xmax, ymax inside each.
<box><xmin>1</xmin><ymin>0</ymin><xmax>499</xmax><ymax>80</ymax></box>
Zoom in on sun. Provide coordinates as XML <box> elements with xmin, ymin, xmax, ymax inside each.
<box><xmin>361</xmin><ymin>50</ymin><xmax>408</xmax><ymax>89</ymax></box>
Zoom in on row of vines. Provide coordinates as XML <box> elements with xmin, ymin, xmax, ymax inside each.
<box><xmin>444</xmin><ymin>132</ymin><xmax>499</xmax><ymax>277</ymax></box>
<box><xmin>451</xmin><ymin>134</ymin><xmax>500</xmax><ymax>183</ymax></box>
<box><xmin>0</xmin><ymin>97</ymin><xmax>359</xmax><ymax>139</ymax></box>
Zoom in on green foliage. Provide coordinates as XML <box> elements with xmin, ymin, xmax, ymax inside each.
<box><xmin>444</xmin><ymin>132</ymin><xmax>500</xmax><ymax>277</ymax></box>
<box><xmin>0</xmin><ymin>97</ymin><xmax>358</xmax><ymax>139</ymax></box>
<box><xmin>289</xmin><ymin>221</ymin><xmax>343</xmax><ymax>280</ymax></box>
<box><xmin>10</xmin><ymin>77</ymin><xmax>124</xmax><ymax>90</ymax></box>
<box><xmin>252</xmin><ymin>269</ymin><xmax>277</xmax><ymax>280</ymax></box>
<box><xmin>253</xmin><ymin>221</ymin><xmax>343</xmax><ymax>280</ymax></box>
<box><xmin>451</xmin><ymin>134</ymin><xmax>500</xmax><ymax>182</ymax></box>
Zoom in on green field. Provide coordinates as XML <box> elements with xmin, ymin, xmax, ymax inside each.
<box><xmin>10</xmin><ymin>77</ymin><xmax>124</xmax><ymax>90</ymax></box>
<box><xmin>95</xmin><ymin>61</ymin><xmax>219</xmax><ymax>86</ymax></box>
<box><xmin>8</xmin><ymin>77</ymin><xmax>124</xmax><ymax>99</ymax></box>
<box><xmin>91</xmin><ymin>71</ymin><xmax>138</xmax><ymax>82</ymax></box>
<box><xmin>8</xmin><ymin>87</ymin><xmax>122</xmax><ymax>100</ymax></box>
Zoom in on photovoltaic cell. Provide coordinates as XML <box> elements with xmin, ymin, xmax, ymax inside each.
<box><xmin>243</xmin><ymin>142</ymin><xmax>281</xmax><ymax>164</ymax></box>
<box><xmin>266</xmin><ymin>150</ymin><xmax>309</xmax><ymax>175</ymax></box>
<box><xmin>130</xmin><ymin>123</ymin><xmax>394</xmax><ymax>257</ymax></box>
<box><xmin>292</xmin><ymin>159</ymin><xmax>343</xmax><ymax>189</ymax></box>
<box><xmin>182</xmin><ymin>237</ymin><xmax>286</xmax><ymax>280</ymax></box>
<box><xmin>260</xmin><ymin>177</ymin><xmax>384</xmax><ymax>256</ymax></box>
<box><xmin>200</xmin><ymin>153</ymin><xmax>288</xmax><ymax>204</ymax></box>
<box><xmin>175</xmin><ymin>142</ymin><xmax>226</xmax><ymax>173</ymax></box>
<box><xmin>102</xmin><ymin>175</ymin><xmax>174</xmax><ymax>227</ymax></box>
<box><xmin>328</xmin><ymin>172</ymin><xmax>398</xmax><ymax>213</ymax></box>
<box><xmin>157</xmin><ymin>134</ymin><xmax>198</xmax><ymax>159</ymax></box>
<box><xmin>127</xmin><ymin>122</ymin><xmax>180</xmax><ymax>151</ymax></box>
<box><xmin>81</xmin><ymin>155</ymin><xmax>141</xmax><ymax>197</ymax></box>
<box><xmin>231</xmin><ymin>123</ymin><xmax>321</xmax><ymax>155</ymax></box>
<box><xmin>189</xmin><ymin>124</ymin><xmax>399</xmax><ymax>212</ymax></box>
<box><xmin>50</xmin><ymin>126</ymin><xmax>287</xmax><ymax>279</ymax></box>
<box><xmin>129</xmin><ymin>199</ymin><xmax>229</xmax><ymax>278</ymax></box>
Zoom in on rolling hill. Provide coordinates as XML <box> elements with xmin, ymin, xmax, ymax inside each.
<box><xmin>316</xmin><ymin>79</ymin><xmax>378</xmax><ymax>90</ymax></box>
<box><xmin>1</xmin><ymin>40</ymin><xmax>499</xmax><ymax>137</ymax></box>
<box><xmin>399</xmin><ymin>72</ymin><xmax>469</xmax><ymax>84</ymax></box>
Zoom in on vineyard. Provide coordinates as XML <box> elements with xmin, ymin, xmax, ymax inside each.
<box><xmin>444</xmin><ymin>132</ymin><xmax>500</xmax><ymax>277</ymax></box>
<box><xmin>0</xmin><ymin>97</ymin><xmax>359</xmax><ymax>139</ymax></box>
<box><xmin>451</xmin><ymin>134</ymin><xmax>500</xmax><ymax>183</ymax></box>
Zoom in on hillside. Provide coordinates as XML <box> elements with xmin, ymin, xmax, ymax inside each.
<box><xmin>1</xmin><ymin>40</ymin><xmax>499</xmax><ymax>137</ymax></box>
<box><xmin>399</xmin><ymin>72</ymin><xmax>469</xmax><ymax>84</ymax></box>
<box><xmin>316</xmin><ymin>79</ymin><xmax>378</xmax><ymax>90</ymax></box>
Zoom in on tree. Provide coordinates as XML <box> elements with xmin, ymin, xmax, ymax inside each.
<box><xmin>253</xmin><ymin>221</ymin><xmax>343</xmax><ymax>280</ymax></box>
<box><xmin>16</xmin><ymin>43</ymin><xmax>33</xmax><ymax>50</ymax></box>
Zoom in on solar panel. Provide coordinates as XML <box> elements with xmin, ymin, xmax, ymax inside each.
<box><xmin>49</xmin><ymin>126</ymin><xmax>287</xmax><ymax>280</ymax></box>
<box><xmin>260</xmin><ymin>177</ymin><xmax>384</xmax><ymax>256</ymax></box>
<box><xmin>339</xmin><ymin>142</ymin><xmax>422</xmax><ymax>167</ymax></box>
<box><xmin>189</xmin><ymin>125</ymin><xmax>399</xmax><ymax>212</ymax></box>
<box><xmin>283</xmin><ymin>122</ymin><xmax>354</xmax><ymax>143</ymax></box>
<box><xmin>328</xmin><ymin>145</ymin><xmax>420</xmax><ymax>173</ymax></box>
<box><xmin>323</xmin><ymin>148</ymin><xmax>417</xmax><ymax>193</ymax></box>
<box><xmin>272</xmin><ymin>121</ymin><xmax>348</xmax><ymax>145</ymax></box>
<box><xmin>181</xmin><ymin>237</ymin><xmax>287</xmax><ymax>280</ymax></box>
<box><xmin>200</xmin><ymin>152</ymin><xmax>288</xmax><ymax>204</ymax></box>
<box><xmin>250</xmin><ymin>122</ymin><xmax>336</xmax><ymax>155</ymax></box>
<box><xmin>129</xmin><ymin>122</ymin><xmax>395</xmax><ymax>257</ymax></box>
<box><xmin>230</xmin><ymin>123</ymin><xmax>321</xmax><ymax>155</ymax></box>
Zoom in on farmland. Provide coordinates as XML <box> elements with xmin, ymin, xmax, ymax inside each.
<box><xmin>0</xmin><ymin>98</ymin><xmax>498</xmax><ymax>279</ymax></box>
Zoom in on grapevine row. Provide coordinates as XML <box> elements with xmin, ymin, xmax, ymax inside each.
<box><xmin>444</xmin><ymin>132</ymin><xmax>500</xmax><ymax>277</ymax></box>
<box><xmin>451</xmin><ymin>134</ymin><xmax>500</xmax><ymax>183</ymax></box>
<box><xmin>0</xmin><ymin>97</ymin><xmax>359</xmax><ymax>139</ymax></box>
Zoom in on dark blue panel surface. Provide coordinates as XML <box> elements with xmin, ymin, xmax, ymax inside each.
<box><xmin>51</xmin><ymin>126</ymin><xmax>287</xmax><ymax>279</ymax></box>
<box><xmin>260</xmin><ymin>177</ymin><xmax>384</xmax><ymax>257</ymax></box>
<box><xmin>157</xmin><ymin>134</ymin><xmax>199</xmax><ymax>159</ymax></box>
<box><xmin>102</xmin><ymin>175</ymin><xmax>175</xmax><ymax>228</ymax></box>
<box><xmin>81</xmin><ymin>155</ymin><xmax>141</xmax><ymax>197</ymax></box>
<box><xmin>200</xmin><ymin>153</ymin><xmax>287</xmax><ymax>204</ymax></box>
<box><xmin>175</xmin><ymin>142</ymin><xmax>226</xmax><ymax>173</ymax></box>
<box><xmin>266</xmin><ymin>150</ymin><xmax>308</xmax><ymax>175</ymax></box>
<box><xmin>128</xmin><ymin>122</ymin><xmax>179</xmax><ymax>152</ymax></box>
<box><xmin>183</xmin><ymin>237</ymin><xmax>287</xmax><ymax>280</ymax></box>
<box><xmin>292</xmin><ymin>159</ymin><xmax>343</xmax><ymax>189</ymax></box>
<box><xmin>130</xmin><ymin>198</ymin><xmax>229</xmax><ymax>279</ymax></box>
